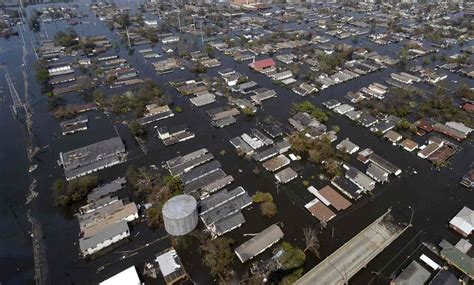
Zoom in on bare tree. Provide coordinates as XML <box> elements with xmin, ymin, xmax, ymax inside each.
<box><xmin>303</xmin><ymin>227</ymin><xmax>320</xmax><ymax>259</ymax></box>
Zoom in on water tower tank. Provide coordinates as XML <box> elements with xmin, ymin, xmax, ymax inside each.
<box><xmin>162</xmin><ymin>194</ymin><xmax>198</xmax><ymax>236</ymax></box>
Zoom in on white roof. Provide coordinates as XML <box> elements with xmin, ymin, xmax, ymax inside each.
<box><xmin>449</xmin><ymin>206</ymin><xmax>474</xmax><ymax>236</ymax></box>
<box><xmin>445</xmin><ymin>121</ymin><xmax>473</xmax><ymax>135</ymax></box>
<box><xmin>307</xmin><ymin>186</ymin><xmax>331</xmax><ymax>206</ymax></box>
<box><xmin>155</xmin><ymin>249</ymin><xmax>181</xmax><ymax>277</ymax></box>
<box><xmin>419</xmin><ymin>254</ymin><xmax>439</xmax><ymax>270</ymax></box>
<box><xmin>333</xmin><ymin>104</ymin><xmax>354</xmax><ymax>114</ymax></box>
<box><xmin>99</xmin><ymin>266</ymin><xmax>141</xmax><ymax>285</ymax></box>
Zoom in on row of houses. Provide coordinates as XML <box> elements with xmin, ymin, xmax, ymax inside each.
<box><xmin>324</xmin><ymin>98</ymin><xmax>463</xmax><ymax>166</ymax></box>
<box><xmin>78</xmin><ymin>177</ymin><xmax>138</xmax><ymax>257</ymax></box>
<box><xmin>59</xmin><ymin>136</ymin><xmax>127</xmax><ymax>181</ymax></box>
<box><xmin>304</xmin><ymin>185</ymin><xmax>352</xmax><ymax>223</ymax></box>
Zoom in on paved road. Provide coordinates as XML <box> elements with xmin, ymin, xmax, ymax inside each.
<box><xmin>296</xmin><ymin>210</ymin><xmax>406</xmax><ymax>285</ymax></box>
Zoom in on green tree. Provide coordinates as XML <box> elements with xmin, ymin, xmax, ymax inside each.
<box><xmin>54</xmin><ymin>29</ymin><xmax>79</xmax><ymax>48</ymax></box>
<box><xmin>129</xmin><ymin>120</ymin><xmax>145</xmax><ymax>137</ymax></box>
<box><xmin>280</xmin><ymin>268</ymin><xmax>304</xmax><ymax>285</ymax></box>
<box><xmin>274</xmin><ymin>242</ymin><xmax>306</xmax><ymax>270</ymax></box>
<box><xmin>242</xmin><ymin>106</ymin><xmax>255</xmax><ymax>116</ymax></box>
<box><xmin>292</xmin><ymin>101</ymin><xmax>328</xmax><ymax>122</ymax></box>
<box><xmin>201</xmin><ymin>237</ymin><xmax>235</xmax><ymax>280</ymax></box>
<box><xmin>52</xmin><ymin>176</ymin><xmax>99</xmax><ymax>207</ymax></box>
<box><xmin>252</xmin><ymin>192</ymin><xmax>273</xmax><ymax>203</ymax></box>
<box><xmin>35</xmin><ymin>59</ymin><xmax>50</xmax><ymax>83</ymax></box>
<box><xmin>454</xmin><ymin>83</ymin><xmax>474</xmax><ymax>100</ymax></box>
<box><xmin>146</xmin><ymin>206</ymin><xmax>162</xmax><ymax>228</ymax></box>
<box><xmin>398</xmin><ymin>48</ymin><xmax>409</xmax><ymax>67</ymax></box>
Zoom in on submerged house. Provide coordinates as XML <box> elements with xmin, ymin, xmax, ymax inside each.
<box><xmin>449</xmin><ymin>206</ymin><xmax>473</xmax><ymax>237</ymax></box>
<box><xmin>248</xmin><ymin>58</ymin><xmax>276</xmax><ymax>72</ymax></box>
<box><xmin>59</xmin><ymin>137</ymin><xmax>127</xmax><ymax>181</ymax></box>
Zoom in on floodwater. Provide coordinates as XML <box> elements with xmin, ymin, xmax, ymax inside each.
<box><xmin>0</xmin><ymin>2</ymin><xmax>472</xmax><ymax>285</ymax></box>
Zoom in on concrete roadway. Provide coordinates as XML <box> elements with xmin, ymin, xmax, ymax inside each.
<box><xmin>296</xmin><ymin>210</ymin><xmax>407</xmax><ymax>285</ymax></box>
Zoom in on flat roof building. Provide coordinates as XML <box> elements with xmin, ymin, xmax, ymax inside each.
<box><xmin>366</xmin><ymin>163</ymin><xmax>389</xmax><ymax>184</ymax></box>
<box><xmin>345</xmin><ymin>164</ymin><xmax>376</xmax><ymax>192</ymax></box>
<box><xmin>99</xmin><ymin>266</ymin><xmax>141</xmax><ymax>285</ymax></box>
<box><xmin>429</xmin><ymin>270</ymin><xmax>458</xmax><ymax>285</ymax></box>
<box><xmin>305</xmin><ymin>198</ymin><xmax>336</xmax><ymax>222</ymax></box>
<box><xmin>449</xmin><ymin>206</ymin><xmax>473</xmax><ymax>237</ymax></box>
<box><xmin>275</xmin><ymin>167</ymin><xmax>298</xmax><ymax>184</ymax></box>
<box><xmin>392</xmin><ymin>261</ymin><xmax>431</xmax><ymax>285</ymax></box>
<box><xmin>59</xmin><ymin>137</ymin><xmax>126</xmax><ymax>180</ymax></box>
<box><xmin>368</xmin><ymin>153</ymin><xmax>402</xmax><ymax>176</ymax></box>
<box><xmin>439</xmin><ymin>239</ymin><xmax>474</xmax><ymax>279</ymax></box>
<box><xmin>155</xmin><ymin>249</ymin><xmax>187</xmax><ymax>284</ymax></box>
<box><xmin>262</xmin><ymin>154</ymin><xmax>290</xmax><ymax>172</ymax></box>
<box><xmin>318</xmin><ymin>185</ymin><xmax>352</xmax><ymax>211</ymax></box>
<box><xmin>234</xmin><ymin>224</ymin><xmax>284</xmax><ymax>263</ymax></box>
<box><xmin>183</xmin><ymin>170</ymin><xmax>227</xmax><ymax>196</ymax></box>
<box><xmin>79</xmin><ymin>220</ymin><xmax>130</xmax><ymax>257</ymax></box>
<box><xmin>331</xmin><ymin>176</ymin><xmax>363</xmax><ymax>200</ymax></box>
<box><xmin>199</xmin><ymin>187</ymin><xmax>252</xmax><ymax>237</ymax></box>
<box><xmin>180</xmin><ymin>161</ymin><xmax>222</xmax><ymax>185</ymax></box>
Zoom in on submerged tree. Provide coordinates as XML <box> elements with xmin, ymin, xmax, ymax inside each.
<box><xmin>303</xmin><ymin>227</ymin><xmax>321</xmax><ymax>259</ymax></box>
<box><xmin>201</xmin><ymin>237</ymin><xmax>235</xmax><ymax>280</ymax></box>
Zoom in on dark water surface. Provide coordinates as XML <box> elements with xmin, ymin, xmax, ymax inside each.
<box><xmin>0</xmin><ymin>2</ymin><xmax>472</xmax><ymax>284</ymax></box>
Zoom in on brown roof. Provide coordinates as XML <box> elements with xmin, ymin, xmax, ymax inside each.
<box><xmin>319</xmin><ymin>186</ymin><xmax>352</xmax><ymax>211</ymax></box>
<box><xmin>462</xmin><ymin>103</ymin><xmax>474</xmax><ymax>113</ymax></box>
<box><xmin>384</xmin><ymin>130</ymin><xmax>402</xmax><ymax>142</ymax></box>
<box><xmin>306</xmin><ymin>199</ymin><xmax>336</xmax><ymax>222</ymax></box>
<box><xmin>400</xmin><ymin>139</ymin><xmax>418</xmax><ymax>150</ymax></box>
<box><xmin>419</xmin><ymin>142</ymin><xmax>441</xmax><ymax>157</ymax></box>
<box><xmin>415</xmin><ymin>118</ymin><xmax>434</xmax><ymax>132</ymax></box>
<box><xmin>428</xmin><ymin>145</ymin><xmax>456</xmax><ymax>164</ymax></box>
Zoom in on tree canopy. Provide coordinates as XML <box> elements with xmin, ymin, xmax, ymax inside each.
<box><xmin>201</xmin><ymin>237</ymin><xmax>235</xmax><ymax>279</ymax></box>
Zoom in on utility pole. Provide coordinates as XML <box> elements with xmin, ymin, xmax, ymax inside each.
<box><xmin>19</xmin><ymin>29</ymin><xmax>28</xmax><ymax>70</ymax></box>
<box><xmin>125</xmin><ymin>26</ymin><xmax>132</xmax><ymax>49</ymax></box>
<box><xmin>41</xmin><ymin>20</ymin><xmax>49</xmax><ymax>39</ymax></box>
<box><xmin>18</xmin><ymin>0</ymin><xmax>26</xmax><ymax>32</ymax></box>
<box><xmin>200</xmin><ymin>21</ymin><xmax>204</xmax><ymax>46</ymax></box>
<box><xmin>177</xmin><ymin>10</ymin><xmax>182</xmax><ymax>33</ymax></box>
<box><xmin>31</xmin><ymin>40</ymin><xmax>39</xmax><ymax>60</ymax></box>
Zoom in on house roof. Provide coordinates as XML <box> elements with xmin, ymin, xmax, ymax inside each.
<box><xmin>79</xmin><ymin>221</ymin><xmax>129</xmax><ymax>252</ymax></box>
<box><xmin>234</xmin><ymin>224</ymin><xmax>284</xmax><ymax>263</ymax></box>
<box><xmin>384</xmin><ymin>130</ymin><xmax>402</xmax><ymax>142</ymax></box>
<box><xmin>401</xmin><ymin>139</ymin><xmax>418</xmax><ymax>150</ymax></box>
<box><xmin>318</xmin><ymin>185</ymin><xmax>352</xmax><ymax>211</ymax></box>
<box><xmin>337</xmin><ymin>138</ymin><xmax>359</xmax><ymax>153</ymax></box>
<box><xmin>155</xmin><ymin>249</ymin><xmax>186</xmax><ymax>279</ymax></box>
<box><xmin>428</xmin><ymin>270</ymin><xmax>458</xmax><ymax>285</ymax></box>
<box><xmin>305</xmin><ymin>198</ymin><xmax>336</xmax><ymax>222</ymax></box>
<box><xmin>393</xmin><ymin>261</ymin><xmax>430</xmax><ymax>285</ymax></box>
<box><xmin>99</xmin><ymin>266</ymin><xmax>141</xmax><ymax>285</ymax></box>
<box><xmin>455</xmin><ymin>238</ymin><xmax>472</xmax><ymax>254</ymax></box>
<box><xmin>439</xmin><ymin>239</ymin><xmax>474</xmax><ymax>279</ymax></box>
<box><xmin>249</xmin><ymin>58</ymin><xmax>276</xmax><ymax>69</ymax></box>
<box><xmin>449</xmin><ymin>206</ymin><xmax>473</xmax><ymax>236</ymax></box>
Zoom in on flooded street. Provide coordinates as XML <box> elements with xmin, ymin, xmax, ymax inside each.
<box><xmin>0</xmin><ymin>2</ymin><xmax>472</xmax><ymax>284</ymax></box>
